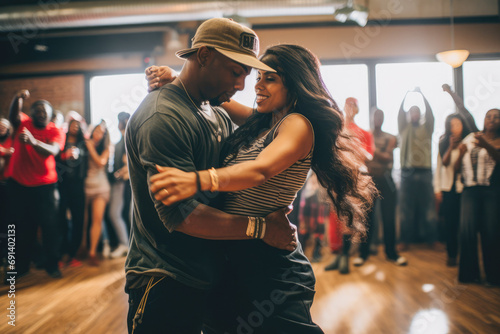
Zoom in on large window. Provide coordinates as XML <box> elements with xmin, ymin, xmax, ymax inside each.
<box><xmin>376</xmin><ymin>62</ymin><xmax>454</xmax><ymax>168</ymax></box>
<box><xmin>463</xmin><ymin>60</ymin><xmax>500</xmax><ymax>129</ymax></box>
<box><xmin>321</xmin><ymin>64</ymin><xmax>370</xmax><ymax>130</ymax></box>
<box><xmin>90</xmin><ymin>73</ymin><xmax>147</xmax><ymax>144</ymax></box>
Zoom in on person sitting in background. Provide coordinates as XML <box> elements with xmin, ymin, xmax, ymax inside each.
<box><xmin>6</xmin><ymin>89</ymin><xmax>65</xmax><ymax>279</ymax></box>
<box><xmin>434</xmin><ymin>83</ymin><xmax>478</xmax><ymax>267</ymax></box>
<box><xmin>108</xmin><ymin>112</ymin><xmax>131</xmax><ymax>259</ymax></box>
<box><xmin>57</xmin><ymin>119</ymin><xmax>87</xmax><ymax>268</ymax></box>
<box><xmin>354</xmin><ymin>108</ymin><xmax>407</xmax><ymax>267</ymax></box>
<box><xmin>456</xmin><ymin>108</ymin><xmax>500</xmax><ymax>286</ymax></box>
<box><xmin>82</xmin><ymin>121</ymin><xmax>110</xmax><ymax>266</ymax></box>
<box><xmin>398</xmin><ymin>87</ymin><xmax>438</xmax><ymax>250</ymax></box>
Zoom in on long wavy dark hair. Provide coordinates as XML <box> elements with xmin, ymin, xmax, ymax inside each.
<box><xmin>60</xmin><ymin>119</ymin><xmax>88</xmax><ymax>179</ymax></box>
<box><xmin>66</xmin><ymin>119</ymin><xmax>86</xmax><ymax>146</ymax></box>
<box><xmin>223</xmin><ymin>44</ymin><xmax>376</xmax><ymax>238</ymax></box>
<box><xmin>438</xmin><ymin>113</ymin><xmax>473</xmax><ymax>158</ymax></box>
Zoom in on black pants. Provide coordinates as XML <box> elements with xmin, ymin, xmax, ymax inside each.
<box><xmin>358</xmin><ymin>174</ymin><xmax>399</xmax><ymax>260</ymax></box>
<box><xmin>126</xmin><ymin>276</ymin><xmax>207</xmax><ymax>334</ymax></box>
<box><xmin>459</xmin><ymin>186</ymin><xmax>500</xmax><ymax>284</ymax></box>
<box><xmin>208</xmin><ymin>240</ymin><xmax>324</xmax><ymax>334</ymax></box>
<box><xmin>127</xmin><ymin>243</ymin><xmax>323</xmax><ymax>334</ymax></box>
<box><xmin>0</xmin><ymin>181</ymin><xmax>9</xmax><ymax>260</ymax></box>
<box><xmin>441</xmin><ymin>189</ymin><xmax>461</xmax><ymax>260</ymax></box>
<box><xmin>7</xmin><ymin>180</ymin><xmax>60</xmax><ymax>273</ymax></box>
<box><xmin>57</xmin><ymin>178</ymin><xmax>85</xmax><ymax>259</ymax></box>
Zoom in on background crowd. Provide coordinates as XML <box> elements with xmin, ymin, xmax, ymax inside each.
<box><xmin>0</xmin><ymin>82</ymin><xmax>499</xmax><ymax>286</ymax></box>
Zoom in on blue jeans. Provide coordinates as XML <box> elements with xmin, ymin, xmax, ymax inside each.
<box><xmin>399</xmin><ymin>168</ymin><xmax>438</xmax><ymax>244</ymax></box>
<box><xmin>459</xmin><ymin>186</ymin><xmax>500</xmax><ymax>284</ymax></box>
<box><xmin>109</xmin><ymin>180</ymin><xmax>129</xmax><ymax>246</ymax></box>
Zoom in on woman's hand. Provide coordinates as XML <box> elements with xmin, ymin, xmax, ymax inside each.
<box><xmin>435</xmin><ymin>192</ymin><xmax>443</xmax><ymax>206</ymax></box>
<box><xmin>85</xmin><ymin>139</ymin><xmax>94</xmax><ymax>150</ymax></box>
<box><xmin>450</xmin><ymin>134</ymin><xmax>461</xmax><ymax>149</ymax></box>
<box><xmin>150</xmin><ymin>165</ymin><xmax>198</xmax><ymax>206</ymax></box>
<box><xmin>458</xmin><ymin>143</ymin><xmax>467</xmax><ymax>155</ymax></box>
<box><xmin>474</xmin><ymin>132</ymin><xmax>490</xmax><ymax>149</ymax></box>
<box><xmin>145</xmin><ymin>66</ymin><xmax>177</xmax><ymax>92</ymax></box>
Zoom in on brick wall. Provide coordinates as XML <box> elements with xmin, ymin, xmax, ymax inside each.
<box><xmin>0</xmin><ymin>75</ymin><xmax>85</xmax><ymax>120</ymax></box>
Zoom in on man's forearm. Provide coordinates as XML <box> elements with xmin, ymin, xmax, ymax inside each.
<box><xmin>175</xmin><ymin>204</ymin><xmax>251</xmax><ymax>240</ymax></box>
<box><xmin>9</xmin><ymin>96</ymin><xmax>22</xmax><ymax>129</ymax></box>
<box><xmin>398</xmin><ymin>99</ymin><xmax>407</xmax><ymax>130</ymax></box>
<box><xmin>32</xmin><ymin>141</ymin><xmax>60</xmax><ymax>156</ymax></box>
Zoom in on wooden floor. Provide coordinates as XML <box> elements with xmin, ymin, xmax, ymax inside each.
<box><xmin>1</xmin><ymin>246</ymin><xmax>499</xmax><ymax>334</ymax></box>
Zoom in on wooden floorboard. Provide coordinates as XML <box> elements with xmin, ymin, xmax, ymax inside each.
<box><xmin>1</xmin><ymin>245</ymin><xmax>499</xmax><ymax>334</ymax></box>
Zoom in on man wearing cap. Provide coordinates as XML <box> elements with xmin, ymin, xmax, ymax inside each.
<box><xmin>125</xmin><ymin>18</ymin><xmax>296</xmax><ymax>334</ymax></box>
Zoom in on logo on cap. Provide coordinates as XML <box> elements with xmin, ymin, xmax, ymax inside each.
<box><xmin>239</xmin><ymin>33</ymin><xmax>257</xmax><ymax>54</ymax></box>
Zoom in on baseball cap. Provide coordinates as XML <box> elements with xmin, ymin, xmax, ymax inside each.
<box><xmin>175</xmin><ymin>18</ymin><xmax>275</xmax><ymax>72</ymax></box>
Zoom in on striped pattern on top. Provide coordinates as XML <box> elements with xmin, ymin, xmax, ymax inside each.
<box><xmin>223</xmin><ymin>113</ymin><xmax>313</xmax><ymax>217</ymax></box>
<box><xmin>461</xmin><ymin>132</ymin><xmax>497</xmax><ymax>187</ymax></box>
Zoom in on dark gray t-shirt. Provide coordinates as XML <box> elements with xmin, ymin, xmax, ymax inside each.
<box><xmin>112</xmin><ymin>135</ymin><xmax>126</xmax><ymax>174</ymax></box>
<box><xmin>125</xmin><ymin>84</ymin><xmax>233</xmax><ymax>290</ymax></box>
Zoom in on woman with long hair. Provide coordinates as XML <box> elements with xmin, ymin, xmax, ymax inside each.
<box><xmin>57</xmin><ymin>119</ymin><xmax>88</xmax><ymax>267</ymax></box>
<box><xmin>146</xmin><ymin>45</ymin><xmax>376</xmax><ymax>333</ymax></box>
<box><xmin>456</xmin><ymin>108</ymin><xmax>500</xmax><ymax>285</ymax></box>
<box><xmin>435</xmin><ymin>84</ymin><xmax>478</xmax><ymax>267</ymax></box>
<box><xmin>83</xmin><ymin>121</ymin><xmax>110</xmax><ymax>266</ymax></box>
<box><xmin>147</xmin><ymin>44</ymin><xmax>375</xmax><ymax>332</ymax></box>
<box><xmin>434</xmin><ymin>113</ymin><xmax>474</xmax><ymax>266</ymax></box>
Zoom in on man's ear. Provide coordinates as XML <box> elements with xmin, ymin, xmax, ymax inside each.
<box><xmin>196</xmin><ymin>46</ymin><xmax>213</xmax><ymax>68</ymax></box>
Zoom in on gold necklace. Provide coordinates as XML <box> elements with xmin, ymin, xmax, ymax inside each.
<box><xmin>178</xmin><ymin>78</ymin><xmax>222</xmax><ymax>142</ymax></box>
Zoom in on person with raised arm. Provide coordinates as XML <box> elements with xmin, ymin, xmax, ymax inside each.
<box><xmin>397</xmin><ymin>87</ymin><xmax>438</xmax><ymax>250</ymax></box>
<box><xmin>6</xmin><ymin>89</ymin><xmax>65</xmax><ymax>279</ymax></box>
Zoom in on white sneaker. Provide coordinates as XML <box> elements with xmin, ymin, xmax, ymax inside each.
<box><xmin>390</xmin><ymin>256</ymin><xmax>407</xmax><ymax>266</ymax></box>
<box><xmin>102</xmin><ymin>241</ymin><xmax>111</xmax><ymax>259</ymax></box>
<box><xmin>110</xmin><ymin>244</ymin><xmax>128</xmax><ymax>259</ymax></box>
<box><xmin>353</xmin><ymin>257</ymin><xmax>365</xmax><ymax>267</ymax></box>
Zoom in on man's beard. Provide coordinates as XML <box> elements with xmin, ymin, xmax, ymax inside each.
<box><xmin>208</xmin><ymin>97</ymin><xmax>222</xmax><ymax>107</ymax></box>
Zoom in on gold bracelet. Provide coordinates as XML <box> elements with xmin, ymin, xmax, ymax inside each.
<box><xmin>246</xmin><ymin>217</ymin><xmax>266</xmax><ymax>239</ymax></box>
<box><xmin>208</xmin><ymin>167</ymin><xmax>219</xmax><ymax>192</ymax></box>
<box><xmin>259</xmin><ymin>218</ymin><xmax>266</xmax><ymax>239</ymax></box>
<box><xmin>246</xmin><ymin>217</ymin><xmax>255</xmax><ymax>238</ymax></box>
<box><xmin>254</xmin><ymin>217</ymin><xmax>260</xmax><ymax>239</ymax></box>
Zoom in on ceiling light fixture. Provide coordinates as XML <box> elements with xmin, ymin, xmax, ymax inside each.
<box><xmin>333</xmin><ymin>0</ymin><xmax>369</xmax><ymax>27</ymax></box>
<box><xmin>436</xmin><ymin>0</ymin><xmax>469</xmax><ymax>68</ymax></box>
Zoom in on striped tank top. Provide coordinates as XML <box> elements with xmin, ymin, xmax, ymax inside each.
<box><xmin>223</xmin><ymin>113</ymin><xmax>313</xmax><ymax>217</ymax></box>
